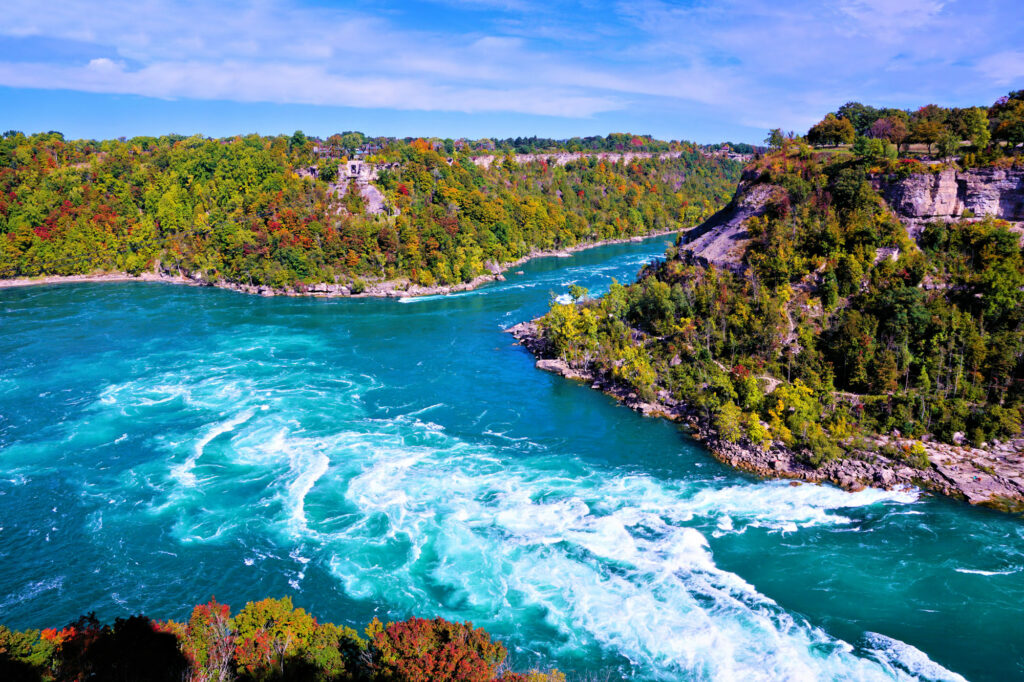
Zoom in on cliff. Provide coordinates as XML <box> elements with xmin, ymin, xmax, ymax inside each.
<box><xmin>677</xmin><ymin>172</ymin><xmax>783</xmax><ymax>271</ymax></box>
<box><xmin>679</xmin><ymin>165</ymin><xmax>1024</xmax><ymax>270</ymax></box>
<box><xmin>876</xmin><ymin>166</ymin><xmax>1024</xmax><ymax>228</ymax></box>
<box><xmin>511</xmin><ymin>152</ymin><xmax>1024</xmax><ymax>511</ymax></box>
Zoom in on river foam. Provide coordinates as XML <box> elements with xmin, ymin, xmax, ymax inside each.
<box><xmin>2</xmin><ymin>242</ymin><xmax>996</xmax><ymax>680</ymax></box>
<box><xmin>86</xmin><ymin>357</ymin><xmax>939</xmax><ymax>680</ymax></box>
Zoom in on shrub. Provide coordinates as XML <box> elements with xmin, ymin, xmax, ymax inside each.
<box><xmin>367</xmin><ymin>617</ymin><xmax>507</xmax><ymax>682</ymax></box>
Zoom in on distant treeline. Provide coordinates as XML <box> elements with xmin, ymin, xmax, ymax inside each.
<box><xmin>0</xmin><ymin>131</ymin><xmax>742</xmax><ymax>289</ymax></box>
<box><xmin>0</xmin><ymin>597</ymin><xmax>564</xmax><ymax>682</ymax></box>
<box><xmin>792</xmin><ymin>89</ymin><xmax>1024</xmax><ymax>155</ymax></box>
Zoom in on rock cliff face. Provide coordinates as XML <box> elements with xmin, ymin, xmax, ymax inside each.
<box><xmin>679</xmin><ymin>166</ymin><xmax>1024</xmax><ymax>270</ymax></box>
<box><xmin>877</xmin><ymin>166</ymin><xmax>1024</xmax><ymax>224</ymax></box>
<box><xmin>470</xmin><ymin>150</ymin><xmax>686</xmax><ymax>169</ymax></box>
<box><xmin>677</xmin><ymin>173</ymin><xmax>785</xmax><ymax>271</ymax></box>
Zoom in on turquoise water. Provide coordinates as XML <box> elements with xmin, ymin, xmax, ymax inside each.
<box><xmin>1</xmin><ymin>236</ymin><xmax>1022</xmax><ymax>681</ymax></box>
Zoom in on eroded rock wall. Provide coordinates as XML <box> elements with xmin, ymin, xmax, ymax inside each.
<box><xmin>878</xmin><ymin>167</ymin><xmax>1024</xmax><ymax>223</ymax></box>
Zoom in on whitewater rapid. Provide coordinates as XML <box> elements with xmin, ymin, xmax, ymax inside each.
<box><xmin>79</xmin><ymin>356</ymin><xmax>954</xmax><ymax>681</ymax></box>
<box><xmin>2</xmin><ymin>237</ymin><xmax>1018</xmax><ymax>680</ymax></box>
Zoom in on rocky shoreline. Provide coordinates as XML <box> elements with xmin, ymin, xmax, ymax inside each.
<box><xmin>0</xmin><ymin>229</ymin><xmax>680</xmax><ymax>299</ymax></box>
<box><xmin>508</xmin><ymin>320</ymin><xmax>1024</xmax><ymax>511</ymax></box>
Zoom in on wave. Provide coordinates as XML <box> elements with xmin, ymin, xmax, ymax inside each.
<box><xmin>77</xmin><ymin>362</ymin><xmax>937</xmax><ymax>679</ymax></box>
<box><xmin>12</xmin><ymin>310</ymin><xmax>962</xmax><ymax>681</ymax></box>
<box><xmin>954</xmin><ymin>566</ymin><xmax>1021</xmax><ymax>576</ymax></box>
<box><xmin>171</xmin><ymin>408</ymin><xmax>257</xmax><ymax>486</ymax></box>
<box><xmin>863</xmin><ymin>632</ymin><xmax>968</xmax><ymax>681</ymax></box>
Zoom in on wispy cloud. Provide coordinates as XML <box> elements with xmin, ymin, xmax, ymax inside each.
<box><xmin>976</xmin><ymin>50</ymin><xmax>1024</xmax><ymax>86</ymax></box>
<box><xmin>0</xmin><ymin>0</ymin><xmax>1020</xmax><ymax>139</ymax></box>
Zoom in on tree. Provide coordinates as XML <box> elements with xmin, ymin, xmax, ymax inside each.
<box><xmin>910</xmin><ymin>119</ymin><xmax>946</xmax><ymax>155</ymax></box>
<box><xmin>868</xmin><ymin>116</ymin><xmax>909</xmax><ymax>150</ymax></box>
<box><xmin>765</xmin><ymin>128</ymin><xmax>785</xmax><ymax>150</ymax></box>
<box><xmin>936</xmin><ymin>131</ymin><xmax>961</xmax><ymax>158</ymax></box>
<box><xmin>172</xmin><ymin>599</ymin><xmax>235</xmax><ymax>682</ymax></box>
<box><xmin>288</xmin><ymin>130</ymin><xmax>308</xmax><ymax>152</ymax></box>
<box><xmin>852</xmin><ymin>136</ymin><xmax>887</xmax><ymax>159</ymax></box>
<box><xmin>836</xmin><ymin>102</ymin><xmax>881</xmax><ymax>135</ymax></box>
<box><xmin>366</xmin><ymin>617</ymin><xmax>506</xmax><ymax>682</ymax></box>
<box><xmin>232</xmin><ymin>597</ymin><xmax>316</xmax><ymax>680</ymax></box>
<box><xmin>568</xmin><ymin>283</ymin><xmax>589</xmax><ymax>302</ymax></box>
<box><xmin>807</xmin><ymin>114</ymin><xmax>855</xmax><ymax>146</ymax></box>
<box><xmin>962</xmin><ymin>107</ymin><xmax>991</xmax><ymax>149</ymax></box>
<box><xmin>715</xmin><ymin>401</ymin><xmax>745</xmax><ymax>443</ymax></box>
<box><xmin>989</xmin><ymin>90</ymin><xmax>1024</xmax><ymax>148</ymax></box>
<box><xmin>318</xmin><ymin>162</ymin><xmax>338</xmax><ymax>184</ymax></box>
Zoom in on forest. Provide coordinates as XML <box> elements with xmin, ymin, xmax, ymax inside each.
<box><xmin>797</xmin><ymin>89</ymin><xmax>1024</xmax><ymax>156</ymax></box>
<box><xmin>0</xmin><ymin>131</ymin><xmax>741</xmax><ymax>291</ymax></box>
<box><xmin>0</xmin><ymin>598</ymin><xmax>563</xmax><ymax>682</ymax></box>
<box><xmin>538</xmin><ymin>91</ymin><xmax>1024</xmax><ymax>465</ymax></box>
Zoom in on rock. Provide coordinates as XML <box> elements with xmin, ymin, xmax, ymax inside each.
<box><xmin>536</xmin><ymin>358</ymin><xmax>569</xmax><ymax>374</ymax></box>
<box><xmin>875</xmin><ymin>469</ymin><xmax>895</xmax><ymax>486</ymax></box>
<box><xmin>877</xmin><ymin>167</ymin><xmax>1024</xmax><ymax>227</ymax></box>
<box><xmin>678</xmin><ymin>176</ymin><xmax>784</xmax><ymax>272</ymax></box>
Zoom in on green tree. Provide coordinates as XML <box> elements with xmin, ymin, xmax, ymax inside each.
<box><xmin>765</xmin><ymin>128</ymin><xmax>785</xmax><ymax>150</ymax></box>
<box><xmin>911</xmin><ymin>119</ymin><xmax>946</xmax><ymax>154</ymax></box>
<box><xmin>962</xmin><ymin>107</ymin><xmax>991</xmax><ymax>149</ymax></box>
<box><xmin>715</xmin><ymin>401</ymin><xmax>745</xmax><ymax>443</ymax></box>
<box><xmin>807</xmin><ymin>114</ymin><xmax>856</xmax><ymax>146</ymax></box>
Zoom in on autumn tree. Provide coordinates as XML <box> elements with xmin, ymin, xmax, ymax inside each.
<box><xmin>989</xmin><ymin>90</ymin><xmax>1024</xmax><ymax>148</ymax></box>
<box><xmin>868</xmin><ymin>116</ymin><xmax>909</xmax><ymax>150</ymax></box>
<box><xmin>807</xmin><ymin>114</ymin><xmax>856</xmax><ymax>146</ymax></box>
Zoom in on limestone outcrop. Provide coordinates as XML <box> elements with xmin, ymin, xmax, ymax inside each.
<box><xmin>677</xmin><ymin>165</ymin><xmax>1024</xmax><ymax>272</ymax></box>
<box><xmin>677</xmin><ymin>174</ymin><xmax>784</xmax><ymax>271</ymax></box>
<box><xmin>876</xmin><ymin>166</ymin><xmax>1024</xmax><ymax>225</ymax></box>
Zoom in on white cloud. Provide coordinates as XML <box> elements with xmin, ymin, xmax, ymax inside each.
<box><xmin>86</xmin><ymin>57</ymin><xmax>122</xmax><ymax>73</ymax></box>
<box><xmin>0</xmin><ymin>0</ymin><xmax>1019</xmax><ymax>136</ymax></box>
<box><xmin>0</xmin><ymin>59</ymin><xmax>622</xmax><ymax>117</ymax></box>
<box><xmin>838</xmin><ymin>0</ymin><xmax>948</xmax><ymax>33</ymax></box>
<box><xmin>975</xmin><ymin>50</ymin><xmax>1024</xmax><ymax>86</ymax></box>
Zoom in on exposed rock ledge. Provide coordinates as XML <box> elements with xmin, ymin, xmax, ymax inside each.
<box><xmin>508</xmin><ymin>321</ymin><xmax>1024</xmax><ymax>511</ymax></box>
<box><xmin>678</xmin><ymin>166</ymin><xmax>1024</xmax><ymax>274</ymax></box>
<box><xmin>875</xmin><ymin>166</ymin><xmax>1024</xmax><ymax>236</ymax></box>
<box><xmin>677</xmin><ymin>172</ymin><xmax>783</xmax><ymax>272</ymax></box>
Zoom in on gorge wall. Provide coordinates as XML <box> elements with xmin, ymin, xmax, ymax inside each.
<box><xmin>679</xmin><ymin>165</ymin><xmax>1024</xmax><ymax>271</ymax></box>
<box><xmin>876</xmin><ymin>166</ymin><xmax>1024</xmax><ymax>225</ymax></box>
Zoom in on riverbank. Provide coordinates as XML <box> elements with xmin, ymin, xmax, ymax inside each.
<box><xmin>508</xmin><ymin>320</ymin><xmax>1024</xmax><ymax>511</ymax></box>
<box><xmin>0</xmin><ymin>229</ymin><xmax>680</xmax><ymax>299</ymax></box>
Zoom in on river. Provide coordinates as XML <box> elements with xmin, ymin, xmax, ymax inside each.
<box><xmin>1</xmin><ymin>235</ymin><xmax>1021</xmax><ymax>681</ymax></box>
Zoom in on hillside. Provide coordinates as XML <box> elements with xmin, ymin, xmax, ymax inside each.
<box><xmin>0</xmin><ymin>132</ymin><xmax>741</xmax><ymax>295</ymax></box>
<box><xmin>518</xmin><ymin>96</ymin><xmax>1024</xmax><ymax>508</ymax></box>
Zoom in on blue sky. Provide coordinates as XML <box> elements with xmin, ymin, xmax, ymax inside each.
<box><xmin>1</xmin><ymin>0</ymin><xmax>1022</xmax><ymax>143</ymax></box>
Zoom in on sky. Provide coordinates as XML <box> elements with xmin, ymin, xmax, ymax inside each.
<box><xmin>0</xmin><ymin>0</ymin><xmax>1022</xmax><ymax>144</ymax></box>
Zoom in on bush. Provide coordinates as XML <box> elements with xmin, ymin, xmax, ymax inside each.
<box><xmin>366</xmin><ymin>617</ymin><xmax>506</xmax><ymax>682</ymax></box>
<box><xmin>0</xmin><ymin>605</ymin><xmax>555</xmax><ymax>682</ymax></box>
